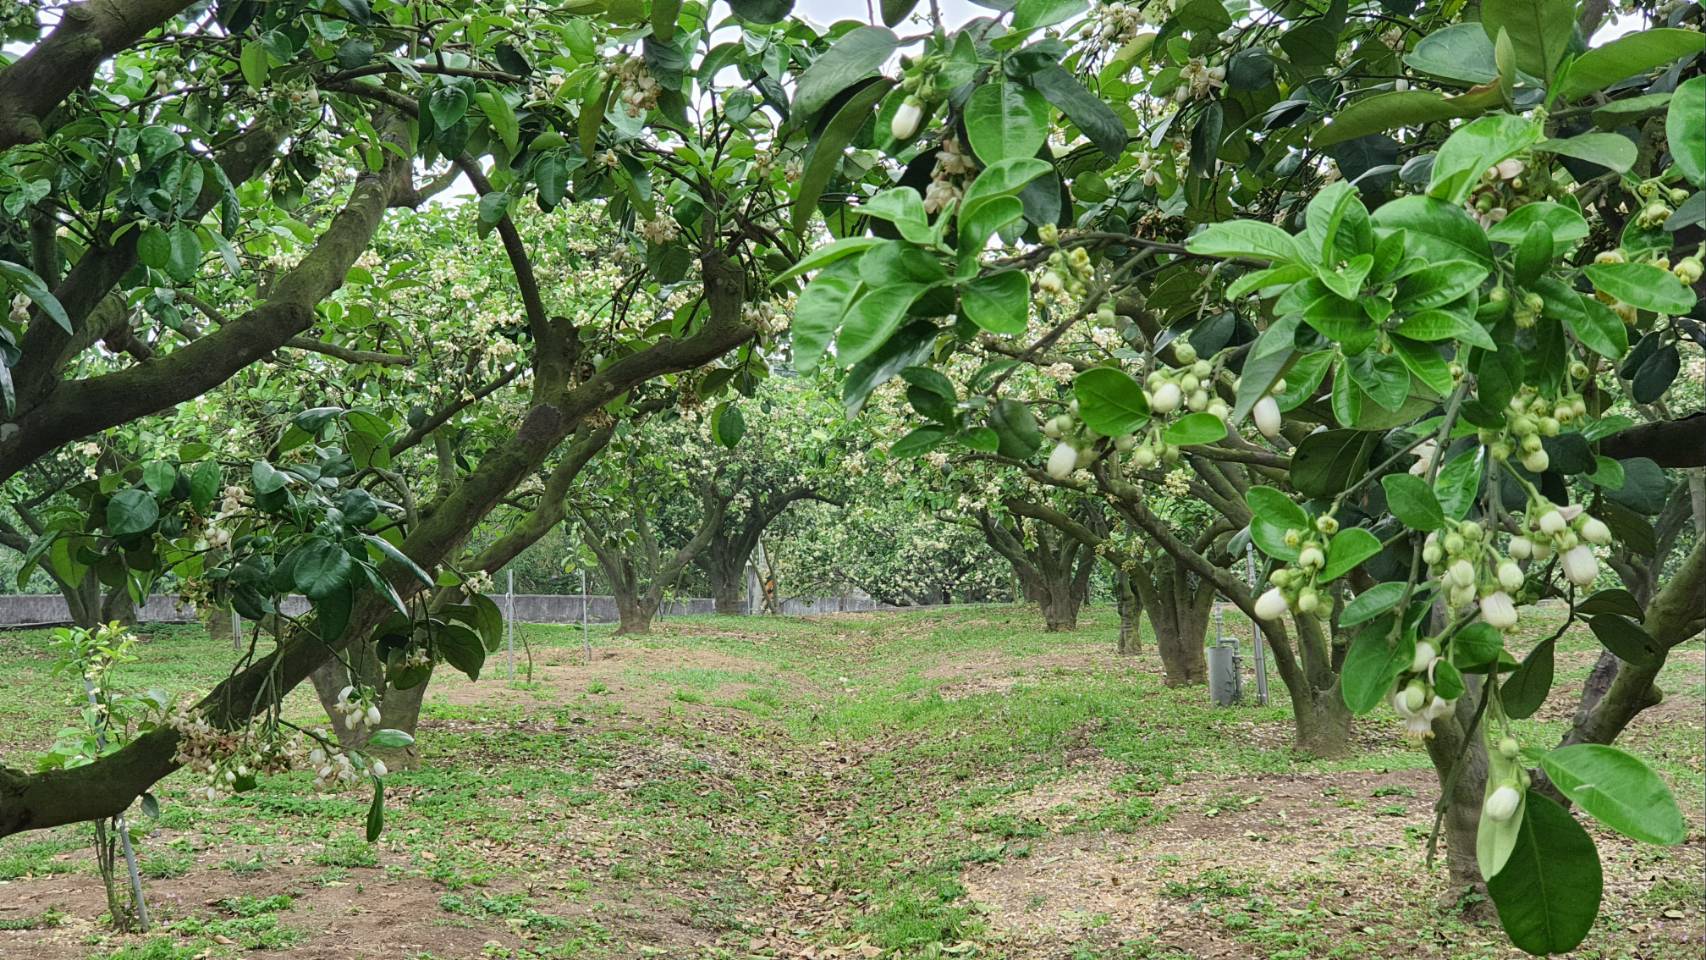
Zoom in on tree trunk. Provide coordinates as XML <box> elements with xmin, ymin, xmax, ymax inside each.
<box><xmin>1128</xmin><ymin>557</ymin><xmax>1211</xmax><ymax>686</ymax></box>
<box><xmin>1424</xmin><ymin>691</ymin><xmax>1492</xmax><ymax>913</ymax></box>
<box><xmin>614</xmin><ymin>592</ymin><xmax>656</xmax><ymax>634</ymax></box>
<box><xmin>1037</xmin><ymin>573</ymin><xmax>1081</xmax><ymax>632</ymax></box>
<box><xmin>1115</xmin><ymin>572</ymin><xmax>1142</xmax><ymax>655</ymax></box>
<box><xmin>701</xmin><ymin>542</ymin><xmax>747</xmax><ymax>615</ymax></box>
<box><xmin>1290</xmin><ymin>689</ymin><xmax>1354</xmax><ymax>758</ymax></box>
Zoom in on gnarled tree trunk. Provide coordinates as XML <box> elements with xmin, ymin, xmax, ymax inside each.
<box><xmin>1128</xmin><ymin>554</ymin><xmax>1212</xmax><ymax>686</ymax></box>
<box><xmin>1115</xmin><ymin>571</ymin><xmax>1142</xmax><ymax>655</ymax></box>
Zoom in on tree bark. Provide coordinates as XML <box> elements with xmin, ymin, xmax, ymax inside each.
<box><xmin>614</xmin><ymin>592</ymin><xmax>657</xmax><ymax>635</ymax></box>
<box><xmin>1128</xmin><ymin>555</ymin><xmax>1211</xmax><ymax>686</ymax></box>
<box><xmin>1115</xmin><ymin>572</ymin><xmax>1142</xmax><ymax>655</ymax></box>
<box><xmin>1424</xmin><ymin>689</ymin><xmax>1492</xmax><ymax>912</ymax></box>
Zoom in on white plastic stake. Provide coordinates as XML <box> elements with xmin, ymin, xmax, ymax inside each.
<box><xmin>580</xmin><ymin>568</ymin><xmax>591</xmax><ymax>663</ymax></box>
<box><xmin>505</xmin><ymin>569</ymin><xmax>515</xmax><ymax>681</ymax></box>
<box><xmin>1246</xmin><ymin>546</ymin><xmax>1269</xmax><ymax>705</ymax></box>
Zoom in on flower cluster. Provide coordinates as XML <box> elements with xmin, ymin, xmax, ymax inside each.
<box><xmin>1173</xmin><ymin>57</ymin><xmax>1226</xmax><ymax>103</ymax></box>
<box><xmin>636</xmin><ymin>214</ymin><xmax>679</xmax><ymax>245</ymax></box>
<box><xmin>168</xmin><ymin>706</ymin><xmax>297</xmax><ymax>801</ymax></box>
<box><xmin>1254</xmin><ymin>514</ymin><xmax>1341</xmax><ymax>621</ymax></box>
<box><xmin>1481</xmin><ymin>383</ymin><xmax>1588</xmax><ymax>473</ymax></box>
<box><xmin>1511</xmin><ymin>499</ymin><xmax>1609</xmax><ymax>589</ymax></box>
<box><xmin>1035</xmin><ymin>241</ymin><xmax>1097</xmax><ymax>300</ymax></box>
<box><xmin>334</xmin><ymin>684</ymin><xmax>383</xmax><ymax>732</ymax></box>
<box><xmin>1422</xmin><ymin>518</ymin><xmax>1524</xmax><ymax>629</ymax></box>
<box><xmin>924</xmin><ymin>136</ymin><xmax>977</xmax><ymax>214</ymax></box>
<box><xmin>608</xmin><ymin>55</ymin><xmax>659</xmax><ymax>117</ymax></box>
<box><xmin>1466</xmin><ymin>156</ymin><xmax>1557</xmax><ymax>228</ymax></box>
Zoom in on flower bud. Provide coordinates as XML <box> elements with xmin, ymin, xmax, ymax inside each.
<box><xmin>1410</xmin><ymin>640</ymin><xmax>1438</xmax><ymax>674</ymax></box>
<box><xmin>1299</xmin><ymin>545</ymin><xmax>1325</xmax><ymax>570</ymax></box>
<box><xmin>1498</xmin><ymin>736</ymin><xmax>1520</xmax><ymax>760</ymax></box>
<box><xmin>890</xmin><ymin>96</ymin><xmax>924</xmax><ymax>141</ymax></box>
<box><xmin>1047</xmin><ymin>441</ymin><xmax>1078</xmax><ymax>480</ymax></box>
<box><xmin>371</xmin><ymin>759</ymin><xmax>388</xmax><ymax>778</ymax></box>
<box><xmin>1508</xmin><ymin>536</ymin><xmax>1532</xmax><ymax>560</ymax></box>
<box><xmin>1485</xmin><ymin>784</ymin><xmax>1522</xmax><ymax>821</ymax></box>
<box><xmin>1521</xmin><ymin>448</ymin><xmax>1550</xmax><ymax>473</ymax></box>
<box><xmin>1151</xmin><ymin>381</ymin><xmax>1182</xmax><ymax>414</ymax></box>
<box><xmin>1480</xmin><ymin>591</ymin><xmax>1518</xmax><ymax>630</ymax></box>
<box><xmin>1252</xmin><ymin>395</ymin><xmax>1282</xmax><ymax>439</ymax></box>
<box><xmin>365</xmin><ymin>705</ymin><xmax>382</xmax><ymax>726</ymax></box>
<box><xmin>1296</xmin><ymin>588</ymin><xmax>1320</xmax><ymax>614</ymax></box>
<box><xmin>1254</xmin><ymin>587</ymin><xmax>1290</xmax><ymax>620</ymax></box>
<box><xmin>1579</xmin><ymin>516</ymin><xmax>1611</xmax><ymax>546</ymax></box>
<box><xmin>1173</xmin><ymin>341</ymin><xmax>1198</xmax><ymax>365</ymax></box>
<box><xmin>1315</xmin><ymin>515</ymin><xmax>1338</xmax><ymax>536</ymax></box>
<box><xmin>1562</xmin><ymin>545</ymin><xmax>1598</xmax><ymax>587</ymax></box>
<box><xmin>1448</xmin><ymin>559</ymin><xmax>1475</xmax><ymax>587</ymax></box>
<box><xmin>1497</xmin><ymin>561</ymin><xmax>1524</xmax><ymax>593</ymax></box>
<box><xmin>1537</xmin><ymin>509</ymin><xmax>1565</xmax><ymax>536</ymax></box>
<box><xmin>1402</xmin><ymin>679</ymin><xmax>1428</xmax><ymax>713</ymax></box>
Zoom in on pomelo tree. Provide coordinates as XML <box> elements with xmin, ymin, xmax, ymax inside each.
<box><xmin>774</xmin><ymin>0</ymin><xmax>1704</xmax><ymax>949</ymax></box>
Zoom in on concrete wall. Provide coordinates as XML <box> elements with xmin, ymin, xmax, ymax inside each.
<box><xmin>0</xmin><ymin>593</ymin><xmax>894</xmax><ymax>628</ymax></box>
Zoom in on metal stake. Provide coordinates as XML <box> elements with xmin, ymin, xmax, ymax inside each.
<box><xmin>505</xmin><ymin>569</ymin><xmax>515</xmax><ymax>682</ymax></box>
<box><xmin>84</xmin><ymin>676</ymin><xmax>148</xmax><ymax>930</ymax></box>
<box><xmin>580</xmin><ymin>568</ymin><xmax>591</xmax><ymax>663</ymax></box>
<box><xmin>1246</xmin><ymin>546</ymin><xmax>1269</xmax><ymax>705</ymax></box>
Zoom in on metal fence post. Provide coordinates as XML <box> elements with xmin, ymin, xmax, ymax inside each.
<box><xmin>1246</xmin><ymin>546</ymin><xmax>1269</xmax><ymax>705</ymax></box>
<box><xmin>505</xmin><ymin>570</ymin><xmax>515</xmax><ymax>682</ymax></box>
<box><xmin>580</xmin><ymin>569</ymin><xmax>591</xmax><ymax>663</ymax></box>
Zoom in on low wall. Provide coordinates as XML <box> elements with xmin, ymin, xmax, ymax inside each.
<box><xmin>0</xmin><ymin>593</ymin><xmax>891</xmax><ymax>628</ymax></box>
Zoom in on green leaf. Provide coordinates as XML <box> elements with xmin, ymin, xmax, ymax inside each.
<box><xmin>0</xmin><ymin>260</ymin><xmax>71</xmax><ymax>334</ymax></box>
<box><xmin>1322</xmin><ymin>527</ymin><xmax>1382</xmax><ymax>581</ymax></box>
<box><xmin>1501</xmin><ymin>637</ymin><xmax>1555</xmax><ymax>720</ymax></box>
<box><xmin>959</xmin><ymin>158</ymin><xmax>1052</xmax><ymax>222</ymax></box>
<box><xmin>772</xmin><ymin>236</ymin><xmax>883</xmax><ymax>285</ymax></box>
<box><xmin>365</xmin><ymin>780</ymin><xmax>384</xmax><ymax>842</ymax></box>
<box><xmin>427</xmin><ymin>84</ymin><xmax>469</xmax><ymax>131</ymax></box>
<box><xmin>1486</xmin><ymin>202</ymin><xmax>1590</xmax><ymax>249</ymax></box>
<box><xmin>1481</xmin><ymin>0</ymin><xmax>1574</xmax><ymax>80</ymax></box>
<box><xmin>165</xmin><ymin>225</ymin><xmax>201</xmax><ymax>283</ymax></box>
<box><xmin>1536</xmin><ymin>132</ymin><xmax>1636</xmax><ymax>174</ymax></box>
<box><xmin>1428</xmin><ymin>114</ymin><xmax>1542</xmax><ymax>206</ymax></box>
<box><xmin>966</xmin><ymin>80</ymin><xmax>1049</xmax><ymax>166</ymax></box>
<box><xmin>791</xmin><ymin>261</ymin><xmax>861</xmax><ymax>373</ymax></box>
<box><xmin>1164</xmin><ymin>413</ymin><xmax>1228</xmax><ymax>446</ymax></box>
<box><xmin>792</xmin><ymin>26</ymin><xmax>897</xmax><ymax>121</ymax></box>
<box><xmin>1539</xmin><ymin>744</ymin><xmax>1686</xmax><ymax>846</ymax></box>
<box><xmin>1451</xmin><ymin>622</ymin><xmax>1505</xmax><ymax>671</ymax></box>
<box><xmin>240</xmin><ymin>41</ymin><xmax>270</xmax><ymax>90</ymax></box>
<box><xmin>714</xmin><ymin>402</ymin><xmax>746</xmax><ymax>449</ymax></box>
<box><xmin>1405</xmin><ymin>23</ymin><xmax>1497</xmax><ymax>85</ymax></box>
<box><xmin>1536</xmin><ymin>282</ymin><xmax>1628</xmax><ymax>359</ymax></box>
<box><xmin>1557</xmin><ymin>29</ymin><xmax>1706</xmax><ymax>101</ymax></box>
<box><xmin>1185</xmin><ymin>220</ymin><xmax>1305</xmax><ymax>264</ymax></box>
<box><xmin>1394</xmin><ymin>308</ymin><xmax>1496</xmax><ymax>350</ymax></box>
<box><xmin>1073</xmin><ymin>368</ymin><xmax>1149</xmax><ymax>437</ymax></box>
<box><xmin>880</xmin><ymin>0</ymin><xmax>918</xmax><ymax>27</ymax></box>
<box><xmin>1584</xmin><ymin>262</ymin><xmax>1696</xmax><ymax>316</ymax></box>
<box><xmin>1486</xmin><ymin>790</ymin><xmax>1603</xmax><ymax>956</ymax></box>
<box><xmin>1313</xmin><ymin>88</ymin><xmax>1498</xmax><ymax>148</ymax></box>
<box><xmin>1381</xmin><ymin>473</ymin><xmax>1445</xmax><ymax>531</ymax></box>
<box><xmin>990</xmin><ymin>399</ymin><xmax>1042</xmax><ymax>459</ymax></box>
<box><xmin>361</xmin><ymin>533</ymin><xmax>434</xmax><ymax>587</ymax></box>
<box><xmin>836</xmin><ymin>283</ymin><xmax>926</xmax><ymax>367</ymax></box>
<box><xmin>960</xmin><ymin>271</ymin><xmax>1030</xmax><ymax>334</ymax></box>
<box><xmin>1246</xmin><ymin>486</ymin><xmax>1308</xmax><ymax>562</ymax></box>
<box><xmin>1667</xmin><ymin>76</ymin><xmax>1705</xmax><ymax>187</ymax></box>
<box><xmin>141</xmin><ymin>461</ymin><xmax>177</xmax><ymax>496</ymax></box>
<box><xmin>189</xmin><ymin>460</ymin><xmax>221</xmax><ymax>513</ymax></box>
<box><xmin>1026</xmin><ymin>65</ymin><xmax>1127</xmax><ymax>159</ymax></box>
<box><xmin>1012</xmin><ymin>0</ymin><xmax>1087</xmax><ymax>31</ymax></box>
<box><xmin>366</xmin><ymin>729</ymin><xmax>416</xmax><ymax>750</ymax></box>
<box><xmin>436</xmin><ymin>624</ymin><xmax>486</xmax><ymax>681</ymax></box>
<box><xmin>1575</xmin><ymin>588</ymin><xmax>1641</xmax><ymax>619</ymax></box>
<box><xmin>1290</xmin><ymin>429</ymin><xmax>1381</xmax><ymax>499</ymax></box>
<box><xmin>106</xmin><ymin>489</ymin><xmax>159</xmax><ymax>537</ymax></box>
<box><xmin>793</xmin><ymin>79</ymin><xmax>895</xmax><ymax>235</ymax></box>
<box><xmin>1433</xmin><ymin>446</ymin><xmax>1484</xmax><ymax>521</ymax></box>
<box><xmin>861</xmin><ymin>188</ymin><xmax>933</xmax><ymax>246</ymax></box>
<box><xmin>1370</xmin><ymin>196</ymin><xmax>1494</xmax><ymax>268</ymax></box>
<box><xmin>891</xmin><ymin>425</ymin><xmax>946</xmax><ymax>457</ymax></box>
<box><xmin>293</xmin><ymin>539</ymin><xmax>356</xmax><ymax>600</ymax></box>
<box><xmin>1395</xmin><ymin>261</ymin><xmax>1489</xmax><ymax>311</ymax></box>
<box><xmin>1340</xmin><ymin>617</ymin><xmax>1413</xmax><ymax>714</ymax></box>
<box><xmin>1342</xmin><ymin>582</ymin><xmax>1409</xmax><ymax>628</ymax></box>
<box><xmin>1587</xmin><ymin>614</ymin><xmax>1661</xmax><ymax>666</ymax></box>
<box><xmin>477</xmin><ymin>88</ymin><xmax>521</xmax><ymax>154</ymax></box>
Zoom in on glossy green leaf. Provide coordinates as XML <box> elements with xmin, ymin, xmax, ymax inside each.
<box><xmin>966</xmin><ymin>81</ymin><xmax>1049</xmax><ymax>166</ymax></box>
<box><xmin>792</xmin><ymin>26</ymin><xmax>897</xmax><ymax>120</ymax></box>
<box><xmin>1486</xmin><ymin>790</ymin><xmax>1603</xmax><ymax>956</ymax></box>
<box><xmin>1340</xmin><ymin>617</ymin><xmax>1412</xmax><ymax>714</ymax></box>
<box><xmin>1073</xmin><ymin>367</ymin><xmax>1149</xmax><ymax>437</ymax></box>
<box><xmin>1382</xmin><ymin>472</ymin><xmax>1445</xmax><ymax>531</ymax></box>
<box><xmin>1556</xmin><ymin>29</ymin><xmax>1706</xmax><ymax>101</ymax></box>
<box><xmin>1539</xmin><ymin>744</ymin><xmax>1686</xmax><ymax>845</ymax></box>
<box><xmin>960</xmin><ymin>270</ymin><xmax>1030</xmax><ymax>334</ymax></box>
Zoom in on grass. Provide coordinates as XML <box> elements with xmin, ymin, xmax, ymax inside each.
<box><xmin>0</xmin><ymin>604</ymin><xmax>1697</xmax><ymax>959</ymax></box>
